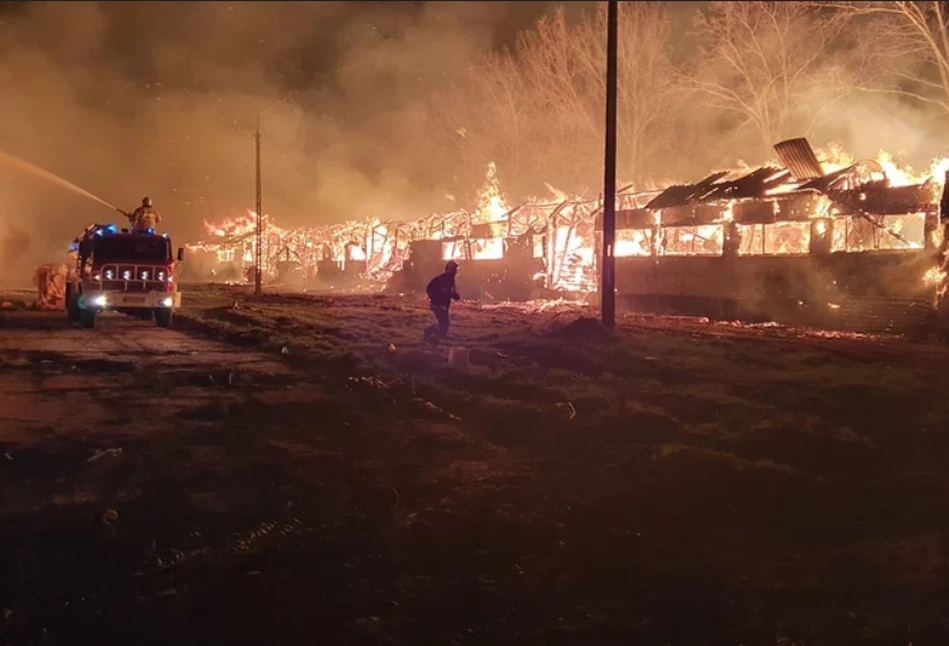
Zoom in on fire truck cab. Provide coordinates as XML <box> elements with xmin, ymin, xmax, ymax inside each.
<box><xmin>65</xmin><ymin>224</ymin><xmax>185</xmax><ymax>329</ymax></box>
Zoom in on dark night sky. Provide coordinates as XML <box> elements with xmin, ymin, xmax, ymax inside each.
<box><xmin>2</xmin><ymin>2</ymin><xmax>564</xmax><ymax>94</ymax></box>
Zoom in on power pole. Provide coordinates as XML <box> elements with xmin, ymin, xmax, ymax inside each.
<box><xmin>252</xmin><ymin>95</ymin><xmax>290</xmax><ymax>296</ymax></box>
<box><xmin>601</xmin><ymin>0</ymin><xmax>618</xmax><ymax>332</ymax></box>
<box><xmin>254</xmin><ymin>116</ymin><xmax>263</xmax><ymax>296</ymax></box>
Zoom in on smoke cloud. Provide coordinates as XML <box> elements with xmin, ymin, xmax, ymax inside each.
<box><xmin>1</xmin><ymin>1</ymin><xmax>948</xmax><ymax>287</ymax></box>
<box><xmin>0</xmin><ymin>1</ymin><xmax>556</xmax><ymax>284</ymax></box>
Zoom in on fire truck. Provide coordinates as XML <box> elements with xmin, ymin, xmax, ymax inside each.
<box><xmin>65</xmin><ymin>224</ymin><xmax>185</xmax><ymax>328</ymax></box>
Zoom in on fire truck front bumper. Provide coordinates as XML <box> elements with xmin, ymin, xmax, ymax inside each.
<box><xmin>80</xmin><ymin>291</ymin><xmax>181</xmax><ymax>310</ymax></box>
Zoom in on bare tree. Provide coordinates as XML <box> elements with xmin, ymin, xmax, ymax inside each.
<box><xmin>464</xmin><ymin>53</ymin><xmax>535</xmax><ymax>193</ymax></box>
<box><xmin>690</xmin><ymin>1</ymin><xmax>854</xmax><ymax>156</ymax></box>
<box><xmin>572</xmin><ymin>2</ymin><xmax>682</xmax><ymax>186</ymax></box>
<box><xmin>827</xmin><ymin>1</ymin><xmax>949</xmax><ymax>116</ymax></box>
<box><xmin>424</xmin><ymin>3</ymin><xmax>684</xmax><ymax>201</ymax></box>
<box><xmin>508</xmin><ymin>7</ymin><xmax>602</xmax><ymax>191</ymax></box>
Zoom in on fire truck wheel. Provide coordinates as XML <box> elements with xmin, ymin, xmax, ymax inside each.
<box><xmin>79</xmin><ymin>308</ymin><xmax>96</xmax><ymax>329</ymax></box>
<box><xmin>66</xmin><ymin>289</ymin><xmax>80</xmax><ymax>323</ymax></box>
<box><xmin>155</xmin><ymin>309</ymin><xmax>173</xmax><ymax>328</ymax></box>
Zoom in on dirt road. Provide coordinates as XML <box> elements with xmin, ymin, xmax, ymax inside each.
<box><xmin>4</xmin><ymin>307</ymin><xmax>949</xmax><ymax>645</ymax></box>
<box><xmin>0</xmin><ymin>312</ymin><xmax>293</xmax><ymax>441</ymax></box>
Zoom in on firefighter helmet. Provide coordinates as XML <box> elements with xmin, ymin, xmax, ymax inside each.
<box><xmin>142</xmin><ymin>196</ymin><xmax>152</xmax><ymax>207</ymax></box>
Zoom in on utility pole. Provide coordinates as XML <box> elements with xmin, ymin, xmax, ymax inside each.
<box><xmin>254</xmin><ymin>116</ymin><xmax>263</xmax><ymax>296</ymax></box>
<box><xmin>601</xmin><ymin>0</ymin><xmax>618</xmax><ymax>332</ymax></box>
<box><xmin>252</xmin><ymin>95</ymin><xmax>287</xmax><ymax>296</ymax></box>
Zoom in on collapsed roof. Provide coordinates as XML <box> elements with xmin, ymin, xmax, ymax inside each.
<box><xmin>635</xmin><ymin>137</ymin><xmax>940</xmax><ymax>223</ymax></box>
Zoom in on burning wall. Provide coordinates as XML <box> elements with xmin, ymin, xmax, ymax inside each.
<box><xmin>192</xmin><ymin>144</ymin><xmax>949</xmax><ymax>296</ymax></box>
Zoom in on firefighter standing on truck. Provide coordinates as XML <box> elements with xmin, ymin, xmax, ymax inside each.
<box><xmin>424</xmin><ymin>260</ymin><xmax>461</xmax><ymax>345</ymax></box>
<box><xmin>126</xmin><ymin>197</ymin><xmax>161</xmax><ymax>231</ymax></box>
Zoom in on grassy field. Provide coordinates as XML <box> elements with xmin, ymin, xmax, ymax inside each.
<box><xmin>168</xmin><ymin>284</ymin><xmax>949</xmax><ymax>642</ymax></box>
<box><xmin>177</xmin><ymin>283</ymin><xmax>949</xmax><ymax>456</ymax></box>
<box><xmin>6</xmin><ymin>282</ymin><xmax>949</xmax><ymax>643</ymax></box>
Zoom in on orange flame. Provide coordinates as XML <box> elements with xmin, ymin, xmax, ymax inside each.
<box><xmin>193</xmin><ymin>147</ymin><xmax>948</xmax><ymax>293</ymax></box>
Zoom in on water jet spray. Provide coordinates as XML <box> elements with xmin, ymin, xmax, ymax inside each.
<box><xmin>0</xmin><ymin>149</ymin><xmax>130</xmax><ymax>219</ymax></box>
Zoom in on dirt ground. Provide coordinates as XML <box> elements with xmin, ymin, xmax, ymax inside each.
<box><xmin>4</xmin><ymin>285</ymin><xmax>949</xmax><ymax>645</ymax></box>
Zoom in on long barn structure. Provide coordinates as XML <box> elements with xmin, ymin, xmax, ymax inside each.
<box><xmin>188</xmin><ymin>138</ymin><xmax>949</xmax><ymax>333</ymax></box>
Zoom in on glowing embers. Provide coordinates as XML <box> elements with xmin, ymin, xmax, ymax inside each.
<box><xmin>366</xmin><ymin>225</ymin><xmax>393</xmax><ymax>274</ymax></box>
<box><xmin>932</xmin><ymin>224</ymin><xmax>947</xmax><ymax>250</ymax></box>
<box><xmin>439</xmin><ymin>240</ymin><xmax>460</xmax><ymax>261</ymax></box>
<box><xmin>615</xmin><ymin>229</ymin><xmax>652</xmax><ymax>257</ymax></box>
<box><xmin>551</xmin><ymin>225</ymin><xmax>596</xmax><ymax>292</ymax></box>
<box><xmin>660</xmin><ymin>225</ymin><xmax>724</xmax><ymax>256</ymax></box>
<box><xmin>441</xmin><ymin>237</ymin><xmax>505</xmax><ymax>261</ymax></box>
<box><xmin>473</xmin><ymin>238</ymin><xmax>505</xmax><ymax>260</ymax></box>
<box><xmin>732</xmin><ymin>212</ymin><xmax>927</xmax><ymax>257</ymax></box>
<box><xmin>738</xmin><ymin>221</ymin><xmax>811</xmax><ymax>256</ymax></box>
<box><xmin>924</xmin><ymin>265</ymin><xmax>949</xmax><ymax>301</ymax></box>
<box><xmin>830</xmin><ymin>213</ymin><xmax>926</xmax><ymax>253</ymax></box>
<box><xmin>924</xmin><ymin>266</ymin><xmax>947</xmax><ymax>286</ymax></box>
<box><xmin>346</xmin><ymin>243</ymin><xmax>368</xmax><ymax>262</ymax></box>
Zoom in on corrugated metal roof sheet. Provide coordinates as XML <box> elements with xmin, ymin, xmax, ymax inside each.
<box><xmin>774</xmin><ymin>138</ymin><xmax>824</xmax><ymax>181</ymax></box>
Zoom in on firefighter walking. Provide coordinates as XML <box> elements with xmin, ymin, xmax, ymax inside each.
<box><xmin>424</xmin><ymin>260</ymin><xmax>461</xmax><ymax>345</ymax></box>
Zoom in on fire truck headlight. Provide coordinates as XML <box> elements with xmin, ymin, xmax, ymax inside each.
<box><xmin>105</xmin><ymin>270</ymin><xmax>114</xmax><ymax>280</ymax></box>
<box><xmin>161</xmin><ymin>297</ymin><xmax>174</xmax><ymax>308</ymax></box>
<box><xmin>156</xmin><ymin>270</ymin><xmax>165</xmax><ymax>281</ymax></box>
<box><xmin>140</xmin><ymin>271</ymin><xmax>150</xmax><ymax>280</ymax></box>
<box><xmin>122</xmin><ymin>270</ymin><xmax>132</xmax><ymax>280</ymax></box>
<box><xmin>91</xmin><ymin>295</ymin><xmax>107</xmax><ymax>308</ymax></box>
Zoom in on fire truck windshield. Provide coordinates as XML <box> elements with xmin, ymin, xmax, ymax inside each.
<box><xmin>93</xmin><ymin>236</ymin><xmax>171</xmax><ymax>263</ymax></box>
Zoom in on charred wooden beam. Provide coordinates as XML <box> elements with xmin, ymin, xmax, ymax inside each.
<box><xmin>645</xmin><ymin>171</ymin><xmax>729</xmax><ymax>209</ymax></box>
<box><xmin>699</xmin><ymin>166</ymin><xmax>785</xmax><ymax>202</ymax></box>
<box><xmin>826</xmin><ymin>184</ymin><xmax>935</xmax><ymax>216</ymax></box>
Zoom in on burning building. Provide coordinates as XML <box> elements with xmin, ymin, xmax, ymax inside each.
<box><xmin>192</xmin><ymin>139</ymin><xmax>949</xmax><ymax>333</ymax></box>
<box><xmin>602</xmin><ymin>138</ymin><xmax>949</xmax><ymax>332</ymax></box>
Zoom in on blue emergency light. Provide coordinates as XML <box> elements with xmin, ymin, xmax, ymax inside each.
<box><xmin>146</xmin><ymin>227</ymin><xmax>155</xmax><ymax>235</ymax></box>
<box><xmin>68</xmin><ymin>242</ymin><xmax>79</xmax><ymax>252</ymax></box>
